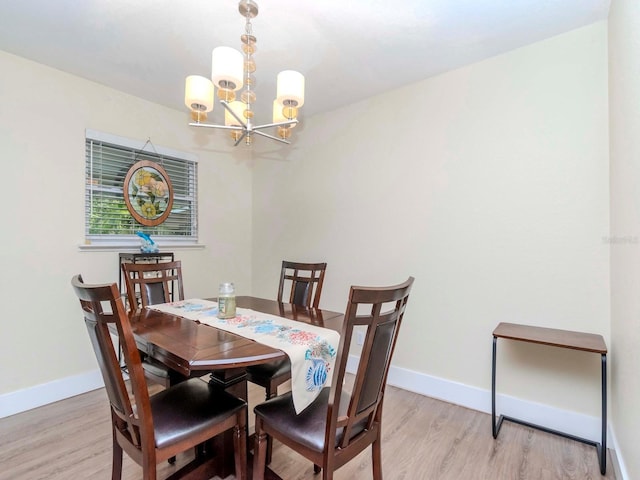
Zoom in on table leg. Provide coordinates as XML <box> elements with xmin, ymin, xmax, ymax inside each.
<box><xmin>209</xmin><ymin>369</ymin><xmax>249</xmax><ymax>478</ymax></box>
<box><xmin>491</xmin><ymin>336</ymin><xmax>501</xmax><ymax>438</ymax></box>
<box><xmin>208</xmin><ymin>369</ymin><xmax>284</xmax><ymax>479</ymax></box>
<box><xmin>599</xmin><ymin>353</ymin><xmax>607</xmax><ymax>475</ymax></box>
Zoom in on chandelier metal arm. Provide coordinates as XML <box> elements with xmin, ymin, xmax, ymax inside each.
<box><xmin>221</xmin><ymin>100</ymin><xmax>248</xmax><ymax>128</ymax></box>
<box><xmin>188</xmin><ymin>122</ymin><xmax>243</xmax><ymax>131</ymax></box>
<box><xmin>233</xmin><ymin>130</ymin><xmax>249</xmax><ymax>146</ymax></box>
<box><xmin>187</xmin><ymin>125</ymin><xmax>291</xmax><ymax>146</ymax></box>
<box><xmin>189</xmin><ymin>118</ymin><xmax>296</xmax><ymax>132</ymax></box>
<box><xmin>252</xmin><ymin>129</ymin><xmax>291</xmax><ymax>144</ymax></box>
<box><xmin>251</xmin><ymin>119</ymin><xmax>298</xmax><ymax>131</ymax></box>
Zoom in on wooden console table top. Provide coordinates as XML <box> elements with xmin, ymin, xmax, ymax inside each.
<box><xmin>493</xmin><ymin>322</ymin><xmax>607</xmax><ymax>354</ymax></box>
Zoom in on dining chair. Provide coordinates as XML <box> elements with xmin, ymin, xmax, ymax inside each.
<box><xmin>70</xmin><ymin>274</ymin><xmax>247</xmax><ymax>480</ymax></box>
<box><xmin>277</xmin><ymin>260</ymin><xmax>327</xmax><ymax>308</ymax></box>
<box><xmin>252</xmin><ymin>276</ymin><xmax>414</xmax><ymax>480</ymax></box>
<box><xmin>246</xmin><ymin>260</ymin><xmax>327</xmax><ymax>463</ymax></box>
<box><xmin>122</xmin><ymin>260</ymin><xmax>185</xmax><ymax>310</ymax></box>
<box><xmin>122</xmin><ymin>260</ymin><xmax>186</xmax><ymax>387</ymax></box>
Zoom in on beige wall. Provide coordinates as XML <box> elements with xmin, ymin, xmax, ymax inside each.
<box><xmin>609</xmin><ymin>0</ymin><xmax>640</xmax><ymax>478</ymax></box>
<box><xmin>252</xmin><ymin>22</ymin><xmax>610</xmax><ymax>416</ymax></box>
<box><xmin>0</xmin><ymin>50</ymin><xmax>254</xmax><ymax>395</ymax></box>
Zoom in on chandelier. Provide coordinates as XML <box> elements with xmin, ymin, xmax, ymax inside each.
<box><xmin>184</xmin><ymin>0</ymin><xmax>304</xmax><ymax>147</ymax></box>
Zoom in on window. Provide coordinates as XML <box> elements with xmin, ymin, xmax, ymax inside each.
<box><xmin>85</xmin><ymin>130</ymin><xmax>198</xmax><ymax>245</ymax></box>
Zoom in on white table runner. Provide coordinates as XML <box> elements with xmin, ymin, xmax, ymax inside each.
<box><xmin>147</xmin><ymin>299</ymin><xmax>340</xmax><ymax>413</ymax></box>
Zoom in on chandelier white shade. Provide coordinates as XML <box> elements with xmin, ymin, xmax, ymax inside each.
<box><xmin>184</xmin><ymin>75</ymin><xmax>214</xmax><ymax>121</ymax></box>
<box><xmin>277</xmin><ymin>70</ymin><xmax>305</xmax><ymax>108</ymax></box>
<box><xmin>211</xmin><ymin>47</ymin><xmax>244</xmax><ymax>92</ymax></box>
<box><xmin>184</xmin><ymin>0</ymin><xmax>304</xmax><ymax>146</ymax></box>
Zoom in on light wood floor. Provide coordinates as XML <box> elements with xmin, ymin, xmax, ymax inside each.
<box><xmin>0</xmin><ymin>376</ymin><xmax>615</xmax><ymax>480</ymax></box>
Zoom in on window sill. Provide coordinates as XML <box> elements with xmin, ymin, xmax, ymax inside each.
<box><xmin>78</xmin><ymin>243</ymin><xmax>206</xmax><ymax>252</ymax></box>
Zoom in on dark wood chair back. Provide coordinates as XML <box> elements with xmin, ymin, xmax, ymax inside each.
<box><xmin>121</xmin><ymin>260</ymin><xmax>188</xmax><ymax>387</ymax></box>
<box><xmin>71</xmin><ymin>274</ymin><xmax>150</xmax><ymax>448</ymax></box>
<box><xmin>245</xmin><ymin>260</ymin><xmax>328</xmax><ymax>465</ymax></box>
<box><xmin>253</xmin><ymin>276</ymin><xmax>415</xmax><ymax>480</ymax></box>
<box><xmin>71</xmin><ymin>274</ymin><xmax>247</xmax><ymax>480</ymax></box>
<box><xmin>277</xmin><ymin>261</ymin><xmax>327</xmax><ymax>308</ymax></box>
<box><xmin>122</xmin><ymin>260</ymin><xmax>184</xmax><ymax>311</ymax></box>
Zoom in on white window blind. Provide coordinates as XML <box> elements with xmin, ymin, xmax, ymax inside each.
<box><xmin>85</xmin><ymin>131</ymin><xmax>198</xmax><ymax>243</ymax></box>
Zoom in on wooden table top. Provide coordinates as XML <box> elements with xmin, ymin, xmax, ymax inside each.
<box><xmin>130</xmin><ymin>296</ymin><xmax>344</xmax><ymax>377</ymax></box>
<box><xmin>493</xmin><ymin>322</ymin><xmax>607</xmax><ymax>354</ymax></box>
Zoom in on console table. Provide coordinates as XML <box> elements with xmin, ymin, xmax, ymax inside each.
<box><xmin>491</xmin><ymin>322</ymin><xmax>607</xmax><ymax>474</ymax></box>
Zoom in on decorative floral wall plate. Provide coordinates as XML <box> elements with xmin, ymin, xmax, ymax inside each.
<box><xmin>123</xmin><ymin>160</ymin><xmax>174</xmax><ymax>227</ymax></box>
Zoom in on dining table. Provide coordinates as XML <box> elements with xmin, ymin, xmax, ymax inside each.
<box><xmin>127</xmin><ymin>295</ymin><xmax>344</xmax><ymax>480</ymax></box>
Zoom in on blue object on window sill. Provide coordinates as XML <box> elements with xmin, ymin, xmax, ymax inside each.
<box><xmin>136</xmin><ymin>231</ymin><xmax>159</xmax><ymax>253</ymax></box>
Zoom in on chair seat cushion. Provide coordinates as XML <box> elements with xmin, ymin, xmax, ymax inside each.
<box><xmin>246</xmin><ymin>358</ymin><xmax>291</xmax><ymax>381</ymax></box>
<box><xmin>254</xmin><ymin>388</ymin><xmax>366</xmax><ymax>453</ymax></box>
<box><xmin>151</xmin><ymin>378</ymin><xmax>246</xmax><ymax>449</ymax></box>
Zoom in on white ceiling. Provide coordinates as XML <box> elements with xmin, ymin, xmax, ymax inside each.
<box><xmin>0</xmin><ymin>0</ymin><xmax>610</xmax><ymax>122</ymax></box>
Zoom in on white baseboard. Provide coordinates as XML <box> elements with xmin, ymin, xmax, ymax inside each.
<box><xmin>346</xmin><ymin>355</ymin><xmax>627</xmax><ymax>478</ymax></box>
<box><xmin>608</xmin><ymin>426</ymin><xmax>630</xmax><ymax>480</ymax></box>
<box><xmin>1</xmin><ymin>360</ymin><xmax>628</xmax><ymax>479</ymax></box>
<box><xmin>375</xmin><ymin>360</ymin><xmax>603</xmax><ymax>441</ymax></box>
<box><xmin>0</xmin><ymin>370</ymin><xmax>104</xmax><ymax>419</ymax></box>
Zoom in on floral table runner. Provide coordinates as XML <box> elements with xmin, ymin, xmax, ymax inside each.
<box><xmin>146</xmin><ymin>299</ymin><xmax>340</xmax><ymax>413</ymax></box>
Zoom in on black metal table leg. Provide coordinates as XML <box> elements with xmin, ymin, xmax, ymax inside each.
<box><xmin>492</xmin><ymin>335</ymin><xmax>505</xmax><ymax>438</ymax></box>
<box><xmin>492</xmin><ymin>336</ymin><xmax>497</xmax><ymax>438</ymax></box>
<box><xmin>599</xmin><ymin>353</ymin><xmax>607</xmax><ymax>475</ymax></box>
